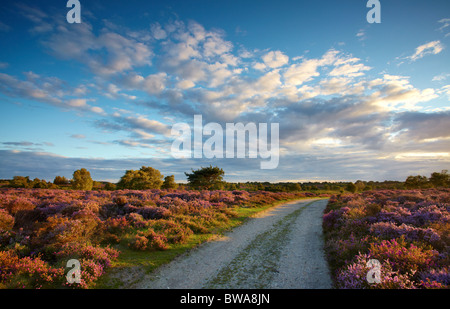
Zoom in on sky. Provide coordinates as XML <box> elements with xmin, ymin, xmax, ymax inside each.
<box><xmin>0</xmin><ymin>0</ymin><xmax>449</xmax><ymax>183</ymax></box>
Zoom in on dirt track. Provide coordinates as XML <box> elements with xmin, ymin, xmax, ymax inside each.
<box><xmin>131</xmin><ymin>198</ymin><xmax>333</xmax><ymax>289</ymax></box>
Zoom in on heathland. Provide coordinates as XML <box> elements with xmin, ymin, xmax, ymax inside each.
<box><xmin>0</xmin><ymin>169</ymin><xmax>448</xmax><ymax>289</ymax></box>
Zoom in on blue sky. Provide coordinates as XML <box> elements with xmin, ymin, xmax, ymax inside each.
<box><xmin>0</xmin><ymin>0</ymin><xmax>449</xmax><ymax>183</ymax></box>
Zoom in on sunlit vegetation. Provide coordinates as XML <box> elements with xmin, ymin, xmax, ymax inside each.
<box><xmin>323</xmin><ymin>188</ymin><xmax>450</xmax><ymax>288</ymax></box>
<box><xmin>0</xmin><ymin>187</ymin><xmax>321</xmax><ymax>288</ymax></box>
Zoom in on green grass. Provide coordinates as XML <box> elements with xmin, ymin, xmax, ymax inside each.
<box><xmin>95</xmin><ymin>197</ymin><xmax>318</xmax><ymax>288</ymax></box>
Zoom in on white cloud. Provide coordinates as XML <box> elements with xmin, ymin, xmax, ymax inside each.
<box><xmin>4</xmin><ymin>15</ymin><xmax>449</xmax><ymax>181</ymax></box>
<box><xmin>395</xmin><ymin>152</ymin><xmax>449</xmax><ymax>160</ymax></box>
<box><xmin>220</xmin><ymin>53</ymin><xmax>239</xmax><ymax>66</ymax></box>
<box><xmin>133</xmin><ymin>129</ymin><xmax>155</xmax><ymax>139</ymax></box>
<box><xmin>150</xmin><ymin>22</ymin><xmax>167</xmax><ymax>40</ymax></box>
<box><xmin>67</xmin><ymin>98</ymin><xmax>106</xmax><ymax>115</ymax></box>
<box><xmin>329</xmin><ymin>62</ymin><xmax>371</xmax><ymax>77</ymax></box>
<box><xmin>262</xmin><ymin>51</ymin><xmax>289</xmax><ymax>69</ymax></box>
<box><xmin>121</xmin><ymin>115</ymin><xmax>171</xmax><ymax>136</ymax></box>
<box><xmin>205</xmin><ymin>62</ymin><xmax>234</xmax><ymax>87</ymax></box>
<box><xmin>253</xmin><ymin>62</ymin><xmax>267</xmax><ymax>71</ymax></box>
<box><xmin>441</xmin><ymin>85</ymin><xmax>450</xmax><ymax>97</ymax></box>
<box><xmin>318</xmin><ymin>77</ymin><xmax>351</xmax><ymax>96</ymax></box>
<box><xmin>203</xmin><ymin>32</ymin><xmax>233</xmax><ymax>58</ymax></box>
<box><xmin>0</xmin><ymin>72</ymin><xmax>106</xmax><ymax>115</ymax></box>
<box><xmin>356</xmin><ymin>29</ymin><xmax>366</xmax><ymax>41</ymax></box>
<box><xmin>44</xmin><ymin>21</ymin><xmax>153</xmax><ymax>76</ymax></box>
<box><xmin>283</xmin><ymin>50</ymin><xmax>338</xmax><ymax>87</ymax></box>
<box><xmin>406</xmin><ymin>40</ymin><xmax>444</xmax><ymax>61</ymax></box>
<box><xmin>67</xmin><ymin>98</ymin><xmax>89</xmax><ymax>107</ymax></box>
<box><xmin>239</xmin><ymin>48</ymin><xmax>253</xmax><ymax>58</ymax></box>
<box><xmin>143</xmin><ymin>73</ymin><xmax>167</xmax><ymax>95</ymax></box>
<box><xmin>432</xmin><ymin>73</ymin><xmax>450</xmax><ymax>82</ymax></box>
<box><xmin>176</xmin><ymin>79</ymin><xmax>196</xmax><ymax>89</ymax></box>
<box><xmin>256</xmin><ymin>70</ymin><xmax>282</xmax><ymax>93</ymax></box>
<box><xmin>437</xmin><ymin>18</ymin><xmax>450</xmax><ymax>37</ymax></box>
<box><xmin>367</xmin><ymin>74</ymin><xmax>438</xmax><ymax>111</ymax></box>
<box><xmin>283</xmin><ymin>59</ymin><xmax>321</xmax><ymax>86</ymax></box>
<box><xmin>90</xmin><ymin>106</ymin><xmax>106</xmax><ymax>115</ymax></box>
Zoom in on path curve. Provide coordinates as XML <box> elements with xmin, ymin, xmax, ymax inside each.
<box><xmin>132</xmin><ymin>198</ymin><xmax>332</xmax><ymax>289</ymax></box>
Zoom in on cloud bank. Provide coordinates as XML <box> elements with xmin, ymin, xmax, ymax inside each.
<box><xmin>0</xmin><ymin>3</ymin><xmax>449</xmax><ymax>182</ymax></box>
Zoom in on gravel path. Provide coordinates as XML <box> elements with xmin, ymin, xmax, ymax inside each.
<box><xmin>132</xmin><ymin>198</ymin><xmax>332</xmax><ymax>289</ymax></box>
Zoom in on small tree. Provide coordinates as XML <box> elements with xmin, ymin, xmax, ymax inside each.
<box><xmin>72</xmin><ymin>168</ymin><xmax>93</xmax><ymax>190</ymax></box>
<box><xmin>346</xmin><ymin>182</ymin><xmax>357</xmax><ymax>193</ymax></box>
<box><xmin>354</xmin><ymin>180</ymin><xmax>366</xmax><ymax>192</ymax></box>
<box><xmin>117</xmin><ymin>166</ymin><xmax>163</xmax><ymax>190</ymax></box>
<box><xmin>53</xmin><ymin>176</ymin><xmax>69</xmax><ymax>185</ymax></box>
<box><xmin>429</xmin><ymin>170</ymin><xmax>449</xmax><ymax>188</ymax></box>
<box><xmin>289</xmin><ymin>183</ymin><xmax>302</xmax><ymax>192</ymax></box>
<box><xmin>185</xmin><ymin>165</ymin><xmax>225</xmax><ymax>190</ymax></box>
<box><xmin>404</xmin><ymin>175</ymin><xmax>429</xmax><ymax>189</ymax></box>
<box><xmin>10</xmin><ymin>176</ymin><xmax>31</xmax><ymax>188</ymax></box>
<box><xmin>31</xmin><ymin>178</ymin><xmax>49</xmax><ymax>189</ymax></box>
<box><xmin>162</xmin><ymin>175</ymin><xmax>178</xmax><ymax>190</ymax></box>
<box><xmin>104</xmin><ymin>182</ymin><xmax>116</xmax><ymax>191</ymax></box>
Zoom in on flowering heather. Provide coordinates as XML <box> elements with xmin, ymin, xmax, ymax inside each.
<box><xmin>0</xmin><ymin>249</ymin><xmax>64</xmax><ymax>289</ymax></box>
<box><xmin>0</xmin><ymin>187</ymin><xmax>312</xmax><ymax>288</ymax></box>
<box><xmin>323</xmin><ymin>188</ymin><xmax>450</xmax><ymax>289</ymax></box>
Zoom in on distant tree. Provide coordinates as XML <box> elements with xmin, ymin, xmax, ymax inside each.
<box><xmin>226</xmin><ymin>183</ymin><xmax>239</xmax><ymax>191</ymax></box>
<box><xmin>92</xmin><ymin>181</ymin><xmax>104</xmax><ymax>190</ymax></box>
<box><xmin>53</xmin><ymin>176</ymin><xmax>69</xmax><ymax>185</ymax></box>
<box><xmin>346</xmin><ymin>182</ymin><xmax>357</xmax><ymax>193</ymax></box>
<box><xmin>104</xmin><ymin>182</ymin><xmax>116</xmax><ymax>191</ymax></box>
<box><xmin>185</xmin><ymin>165</ymin><xmax>225</xmax><ymax>190</ymax></box>
<box><xmin>31</xmin><ymin>178</ymin><xmax>49</xmax><ymax>189</ymax></box>
<box><xmin>117</xmin><ymin>166</ymin><xmax>163</xmax><ymax>190</ymax></box>
<box><xmin>331</xmin><ymin>184</ymin><xmax>342</xmax><ymax>191</ymax></box>
<box><xmin>355</xmin><ymin>180</ymin><xmax>366</xmax><ymax>192</ymax></box>
<box><xmin>10</xmin><ymin>176</ymin><xmax>31</xmax><ymax>188</ymax></box>
<box><xmin>292</xmin><ymin>183</ymin><xmax>302</xmax><ymax>191</ymax></box>
<box><xmin>404</xmin><ymin>175</ymin><xmax>429</xmax><ymax>189</ymax></box>
<box><xmin>72</xmin><ymin>168</ymin><xmax>93</xmax><ymax>190</ymax></box>
<box><xmin>429</xmin><ymin>170</ymin><xmax>449</xmax><ymax>188</ymax></box>
<box><xmin>162</xmin><ymin>175</ymin><xmax>178</xmax><ymax>190</ymax></box>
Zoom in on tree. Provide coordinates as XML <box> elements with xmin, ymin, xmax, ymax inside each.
<box><xmin>53</xmin><ymin>176</ymin><xmax>69</xmax><ymax>185</ymax></box>
<box><xmin>10</xmin><ymin>176</ymin><xmax>31</xmax><ymax>188</ymax></box>
<box><xmin>185</xmin><ymin>165</ymin><xmax>225</xmax><ymax>190</ymax></box>
<box><xmin>404</xmin><ymin>175</ymin><xmax>429</xmax><ymax>189</ymax></box>
<box><xmin>226</xmin><ymin>183</ymin><xmax>239</xmax><ymax>191</ymax></box>
<box><xmin>104</xmin><ymin>182</ymin><xmax>116</xmax><ymax>191</ymax></box>
<box><xmin>346</xmin><ymin>182</ymin><xmax>357</xmax><ymax>193</ymax></box>
<box><xmin>162</xmin><ymin>175</ymin><xmax>178</xmax><ymax>190</ymax></box>
<box><xmin>355</xmin><ymin>180</ymin><xmax>366</xmax><ymax>192</ymax></box>
<box><xmin>429</xmin><ymin>170</ymin><xmax>449</xmax><ymax>188</ymax></box>
<box><xmin>117</xmin><ymin>166</ymin><xmax>163</xmax><ymax>190</ymax></box>
<box><xmin>31</xmin><ymin>178</ymin><xmax>49</xmax><ymax>189</ymax></box>
<box><xmin>72</xmin><ymin>168</ymin><xmax>93</xmax><ymax>190</ymax></box>
<box><xmin>291</xmin><ymin>183</ymin><xmax>302</xmax><ymax>192</ymax></box>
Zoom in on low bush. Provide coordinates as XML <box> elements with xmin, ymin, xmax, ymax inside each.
<box><xmin>323</xmin><ymin>188</ymin><xmax>450</xmax><ymax>289</ymax></box>
<box><xmin>0</xmin><ymin>187</ymin><xmax>315</xmax><ymax>288</ymax></box>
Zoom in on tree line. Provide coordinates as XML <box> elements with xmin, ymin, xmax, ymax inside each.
<box><xmin>1</xmin><ymin>167</ymin><xmax>448</xmax><ymax>192</ymax></box>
